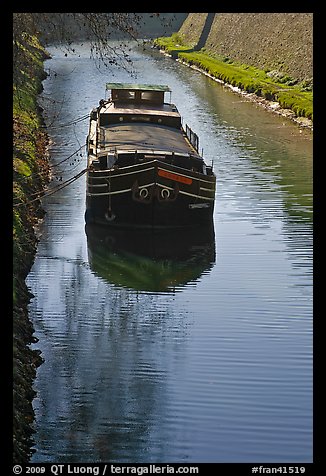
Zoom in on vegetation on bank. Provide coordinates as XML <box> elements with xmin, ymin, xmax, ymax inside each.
<box><xmin>13</xmin><ymin>32</ymin><xmax>50</xmax><ymax>305</ymax></box>
<box><xmin>153</xmin><ymin>36</ymin><xmax>313</xmax><ymax>121</ymax></box>
<box><xmin>13</xmin><ymin>33</ymin><xmax>50</xmax><ymax>463</ymax></box>
<box><xmin>153</xmin><ymin>33</ymin><xmax>195</xmax><ymax>52</ymax></box>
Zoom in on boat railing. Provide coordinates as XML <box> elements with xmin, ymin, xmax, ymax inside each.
<box><xmin>184</xmin><ymin>124</ymin><xmax>199</xmax><ymax>153</ymax></box>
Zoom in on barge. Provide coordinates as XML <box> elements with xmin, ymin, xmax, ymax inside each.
<box><xmin>85</xmin><ymin>83</ymin><xmax>216</xmax><ymax>228</ymax></box>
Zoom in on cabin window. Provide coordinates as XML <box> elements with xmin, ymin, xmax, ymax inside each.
<box><xmin>112</xmin><ymin>90</ymin><xmax>135</xmax><ymax>101</ymax></box>
<box><xmin>141</xmin><ymin>91</ymin><xmax>154</xmax><ymax>101</ymax></box>
<box><xmin>140</xmin><ymin>91</ymin><xmax>164</xmax><ymax>104</ymax></box>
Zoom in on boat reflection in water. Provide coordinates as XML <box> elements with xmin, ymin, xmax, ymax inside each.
<box><xmin>85</xmin><ymin>224</ymin><xmax>216</xmax><ymax>292</ymax></box>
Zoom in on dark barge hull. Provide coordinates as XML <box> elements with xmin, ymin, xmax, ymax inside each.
<box><xmin>86</xmin><ymin>83</ymin><xmax>216</xmax><ymax>228</ymax></box>
<box><xmin>85</xmin><ymin>159</ymin><xmax>215</xmax><ymax>228</ymax></box>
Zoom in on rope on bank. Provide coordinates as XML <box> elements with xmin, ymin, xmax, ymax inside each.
<box><xmin>40</xmin><ymin>113</ymin><xmax>90</xmax><ymax>130</ymax></box>
<box><xmin>52</xmin><ymin>142</ymin><xmax>86</xmax><ymax>167</ymax></box>
<box><xmin>13</xmin><ymin>167</ymin><xmax>89</xmax><ymax>208</ymax></box>
<box><xmin>15</xmin><ymin>143</ymin><xmax>87</xmax><ymax>184</ymax></box>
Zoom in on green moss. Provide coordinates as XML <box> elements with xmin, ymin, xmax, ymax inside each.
<box><xmin>276</xmin><ymin>89</ymin><xmax>313</xmax><ymax>119</ymax></box>
<box><xmin>14</xmin><ymin>157</ymin><xmax>32</xmax><ymax>177</ymax></box>
<box><xmin>153</xmin><ymin>34</ymin><xmax>194</xmax><ymax>54</ymax></box>
<box><xmin>13</xmin><ymin>34</ymin><xmax>49</xmax><ymax>307</ymax></box>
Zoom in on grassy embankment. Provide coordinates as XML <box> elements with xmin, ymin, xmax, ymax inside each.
<box><xmin>154</xmin><ymin>34</ymin><xmax>313</xmax><ymax>121</ymax></box>
<box><xmin>13</xmin><ymin>33</ymin><xmax>50</xmax><ymax>462</ymax></box>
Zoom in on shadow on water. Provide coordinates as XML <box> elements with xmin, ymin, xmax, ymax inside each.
<box><xmin>85</xmin><ymin>224</ymin><xmax>216</xmax><ymax>292</ymax></box>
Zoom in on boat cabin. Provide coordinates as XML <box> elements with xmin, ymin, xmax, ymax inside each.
<box><xmin>94</xmin><ymin>83</ymin><xmax>181</xmax><ymax>129</ymax></box>
<box><xmin>108</xmin><ymin>83</ymin><xmax>171</xmax><ymax>105</ymax></box>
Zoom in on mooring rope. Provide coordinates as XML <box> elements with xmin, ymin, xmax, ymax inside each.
<box><xmin>13</xmin><ymin>167</ymin><xmax>89</xmax><ymax>208</ymax></box>
<box><xmin>14</xmin><ymin>143</ymin><xmax>87</xmax><ymax>185</ymax></box>
<box><xmin>41</xmin><ymin>113</ymin><xmax>90</xmax><ymax>130</ymax></box>
<box><xmin>52</xmin><ymin>142</ymin><xmax>86</xmax><ymax>167</ymax></box>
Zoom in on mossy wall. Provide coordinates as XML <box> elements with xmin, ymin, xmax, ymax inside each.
<box><xmin>178</xmin><ymin>13</ymin><xmax>313</xmax><ymax>83</ymax></box>
<box><xmin>13</xmin><ymin>33</ymin><xmax>50</xmax><ymax>463</ymax></box>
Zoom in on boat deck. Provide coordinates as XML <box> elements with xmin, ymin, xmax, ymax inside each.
<box><xmin>98</xmin><ymin>122</ymin><xmax>201</xmax><ymax>157</ymax></box>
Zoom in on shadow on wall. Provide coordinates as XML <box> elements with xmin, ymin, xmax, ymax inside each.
<box><xmin>169</xmin><ymin>13</ymin><xmax>215</xmax><ymax>58</ymax></box>
<box><xmin>194</xmin><ymin>13</ymin><xmax>215</xmax><ymax>50</ymax></box>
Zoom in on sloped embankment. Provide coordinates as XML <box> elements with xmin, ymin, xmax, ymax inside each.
<box><xmin>178</xmin><ymin>13</ymin><xmax>313</xmax><ymax>83</ymax></box>
<box><xmin>13</xmin><ymin>33</ymin><xmax>50</xmax><ymax>463</ymax></box>
<box><xmin>154</xmin><ymin>13</ymin><xmax>313</xmax><ymax>124</ymax></box>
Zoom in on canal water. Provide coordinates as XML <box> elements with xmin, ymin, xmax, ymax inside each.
<box><xmin>27</xmin><ymin>42</ymin><xmax>313</xmax><ymax>463</ymax></box>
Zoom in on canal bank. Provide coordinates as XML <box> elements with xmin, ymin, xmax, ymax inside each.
<box><xmin>153</xmin><ymin>12</ymin><xmax>313</xmax><ymax>130</ymax></box>
<box><xmin>177</xmin><ymin>52</ymin><xmax>312</xmax><ymax>130</ymax></box>
<box><xmin>152</xmin><ymin>43</ymin><xmax>313</xmax><ymax>130</ymax></box>
<box><xmin>13</xmin><ymin>33</ymin><xmax>51</xmax><ymax>462</ymax></box>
